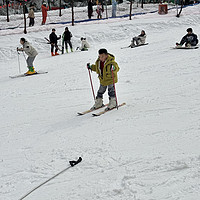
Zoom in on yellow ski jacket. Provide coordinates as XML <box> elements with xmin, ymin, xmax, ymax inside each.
<box><xmin>91</xmin><ymin>54</ymin><xmax>119</xmax><ymax>86</ymax></box>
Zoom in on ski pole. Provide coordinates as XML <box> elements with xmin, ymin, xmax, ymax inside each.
<box><xmin>22</xmin><ymin>51</ymin><xmax>26</xmax><ymax>61</ymax></box>
<box><xmin>17</xmin><ymin>50</ymin><xmax>21</xmax><ymax>74</ymax></box>
<box><xmin>88</xmin><ymin>67</ymin><xmax>96</xmax><ymax>101</ymax></box>
<box><xmin>18</xmin><ymin>157</ymin><xmax>82</xmax><ymax>200</ymax></box>
<box><xmin>111</xmin><ymin>66</ymin><xmax>118</xmax><ymax>109</ymax></box>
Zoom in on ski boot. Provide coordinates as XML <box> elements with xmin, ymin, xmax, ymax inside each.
<box><xmin>105</xmin><ymin>97</ymin><xmax>117</xmax><ymax>111</ymax></box>
<box><xmin>90</xmin><ymin>97</ymin><xmax>103</xmax><ymax>110</ymax></box>
<box><xmin>51</xmin><ymin>52</ymin><xmax>55</xmax><ymax>56</ymax></box>
<box><xmin>81</xmin><ymin>48</ymin><xmax>88</xmax><ymax>51</ymax></box>
<box><xmin>55</xmin><ymin>52</ymin><xmax>59</xmax><ymax>56</ymax></box>
<box><xmin>25</xmin><ymin>67</ymin><xmax>36</xmax><ymax>75</ymax></box>
<box><xmin>175</xmin><ymin>43</ymin><xmax>182</xmax><ymax>48</ymax></box>
<box><xmin>66</xmin><ymin>49</ymin><xmax>68</xmax><ymax>53</ymax></box>
<box><xmin>71</xmin><ymin>48</ymin><xmax>73</xmax><ymax>52</ymax></box>
<box><xmin>185</xmin><ymin>43</ymin><xmax>191</xmax><ymax>48</ymax></box>
<box><xmin>130</xmin><ymin>43</ymin><xmax>136</xmax><ymax>48</ymax></box>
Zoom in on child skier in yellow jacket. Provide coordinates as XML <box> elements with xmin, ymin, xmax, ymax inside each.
<box><xmin>87</xmin><ymin>48</ymin><xmax>119</xmax><ymax>110</ymax></box>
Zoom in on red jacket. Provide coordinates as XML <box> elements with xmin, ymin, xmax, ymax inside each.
<box><xmin>41</xmin><ymin>5</ymin><xmax>49</xmax><ymax>17</ymax></box>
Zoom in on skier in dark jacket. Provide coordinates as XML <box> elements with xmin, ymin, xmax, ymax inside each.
<box><xmin>62</xmin><ymin>27</ymin><xmax>73</xmax><ymax>53</ymax></box>
<box><xmin>177</xmin><ymin>28</ymin><xmax>198</xmax><ymax>47</ymax></box>
<box><xmin>88</xmin><ymin>0</ymin><xmax>93</xmax><ymax>19</ymax></box>
<box><xmin>49</xmin><ymin>28</ymin><xmax>61</xmax><ymax>56</ymax></box>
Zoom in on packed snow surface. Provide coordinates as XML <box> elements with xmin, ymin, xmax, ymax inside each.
<box><xmin>0</xmin><ymin>3</ymin><xmax>200</xmax><ymax>200</ymax></box>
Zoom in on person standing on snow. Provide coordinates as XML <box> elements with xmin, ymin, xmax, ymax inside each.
<box><xmin>176</xmin><ymin>28</ymin><xmax>198</xmax><ymax>47</ymax></box>
<box><xmin>88</xmin><ymin>0</ymin><xmax>93</xmax><ymax>19</ymax></box>
<box><xmin>130</xmin><ymin>30</ymin><xmax>146</xmax><ymax>47</ymax></box>
<box><xmin>62</xmin><ymin>27</ymin><xmax>73</xmax><ymax>53</ymax></box>
<box><xmin>112</xmin><ymin>0</ymin><xmax>117</xmax><ymax>18</ymax></box>
<box><xmin>17</xmin><ymin>38</ymin><xmax>38</xmax><ymax>75</ymax></box>
<box><xmin>49</xmin><ymin>28</ymin><xmax>61</xmax><ymax>56</ymax></box>
<box><xmin>41</xmin><ymin>3</ymin><xmax>49</xmax><ymax>25</ymax></box>
<box><xmin>28</xmin><ymin>5</ymin><xmax>35</xmax><ymax>27</ymax></box>
<box><xmin>87</xmin><ymin>48</ymin><xmax>120</xmax><ymax>110</ymax></box>
<box><xmin>96</xmin><ymin>2</ymin><xmax>103</xmax><ymax>19</ymax></box>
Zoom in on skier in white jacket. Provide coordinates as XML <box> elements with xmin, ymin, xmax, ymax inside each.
<box><xmin>17</xmin><ymin>38</ymin><xmax>38</xmax><ymax>75</ymax></box>
<box><xmin>130</xmin><ymin>30</ymin><xmax>146</xmax><ymax>47</ymax></box>
<box><xmin>80</xmin><ymin>37</ymin><xmax>90</xmax><ymax>51</ymax></box>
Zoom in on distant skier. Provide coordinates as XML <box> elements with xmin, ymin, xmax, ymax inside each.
<box><xmin>88</xmin><ymin>0</ymin><xmax>93</xmax><ymax>19</ymax></box>
<box><xmin>87</xmin><ymin>48</ymin><xmax>120</xmax><ymax>110</ymax></box>
<box><xmin>17</xmin><ymin>38</ymin><xmax>38</xmax><ymax>75</ymax></box>
<box><xmin>79</xmin><ymin>37</ymin><xmax>90</xmax><ymax>51</ymax></box>
<box><xmin>112</xmin><ymin>0</ymin><xmax>117</xmax><ymax>18</ymax></box>
<box><xmin>24</xmin><ymin>4</ymin><xmax>28</xmax><ymax>14</ymax></box>
<box><xmin>41</xmin><ymin>3</ymin><xmax>49</xmax><ymax>25</ymax></box>
<box><xmin>176</xmin><ymin>28</ymin><xmax>198</xmax><ymax>47</ymax></box>
<box><xmin>96</xmin><ymin>2</ymin><xmax>103</xmax><ymax>19</ymax></box>
<box><xmin>130</xmin><ymin>30</ymin><xmax>146</xmax><ymax>47</ymax></box>
<box><xmin>49</xmin><ymin>28</ymin><xmax>61</xmax><ymax>56</ymax></box>
<box><xmin>28</xmin><ymin>5</ymin><xmax>35</xmax><ymax>27</ymax></box>
<box><xmin>62</xmin><ymin>27</ymin><xmax>73</xmax><ymax>53</ymax></box>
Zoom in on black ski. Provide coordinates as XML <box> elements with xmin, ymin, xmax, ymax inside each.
<box><xmin>172</xmin><ymin>46</ymin><xmax>199</xmax><ymax>49</ymax></box>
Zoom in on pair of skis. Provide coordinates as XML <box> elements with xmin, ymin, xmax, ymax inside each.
<box><xmin>10</xmin><ymin>71</ymin><xmax>48</xmax><ymax>79</ymax></box>
<box><xmin>78</xmin><ymin>102</ymin><xmax>126</xmax><ymax>117</ymax></box>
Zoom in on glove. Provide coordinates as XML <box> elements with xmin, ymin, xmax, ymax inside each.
<box><xmin>17</xmin><ymin>47</ymin><xmax>23</xmax><ymax>51</ymax></box>
<box><xmin>87</xmin><ymin>63</ymin><xmax>92</xmax><ymax>69</ymax></box>
<box><xmin>176</xmin><ymin>42</ymin><xmax>181</xmax><ymax>46</ymax></box>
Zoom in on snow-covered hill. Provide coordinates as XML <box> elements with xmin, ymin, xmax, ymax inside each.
<box><xmin>0</xmin><ymin>3</ymin><xmax>200</xmax><ymax>200</ymax></box>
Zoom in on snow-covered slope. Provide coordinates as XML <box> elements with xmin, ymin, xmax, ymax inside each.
<box><xmin>0</xmin><ymin>4</ymin><xmax>200</xmax><ymax>200</ymax></box>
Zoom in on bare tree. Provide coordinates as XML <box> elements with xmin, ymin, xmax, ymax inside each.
<box><xmin>105</xmin><ymin>0</ymin><xmax>108</xmax><ymax>19</ymax></box>
<box><xmin>6</xmin><ymin>0</ymin><xmax>9</xmax><ymax>22</ymax></box>
<box><xmin>141</xmin><ymin>0</ymin><xmax>144</xmax><ymax>9</ymax></box>
<box><xmin>129</xmin><ymin>0</ymin><xmax>132</xmax><ymax>20</ymax></box>
<box><xmin>72</xmin><ymin>0</ymin><xmax>74</xmax><ymax>26</ymax></box>
<box><xmin>23</xmin><ymin>1</ymin><xmax>27</xmax><ymax>34</ymax></box>
<box><xmin>47</xmin><ymin>0</ymin><xmax>51</xmax><ymax>10</ymax></box>
<box><xmin>59</xmin><ymin>0</ymin><xmax>62</xmax><ymax>16</ymax></box>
